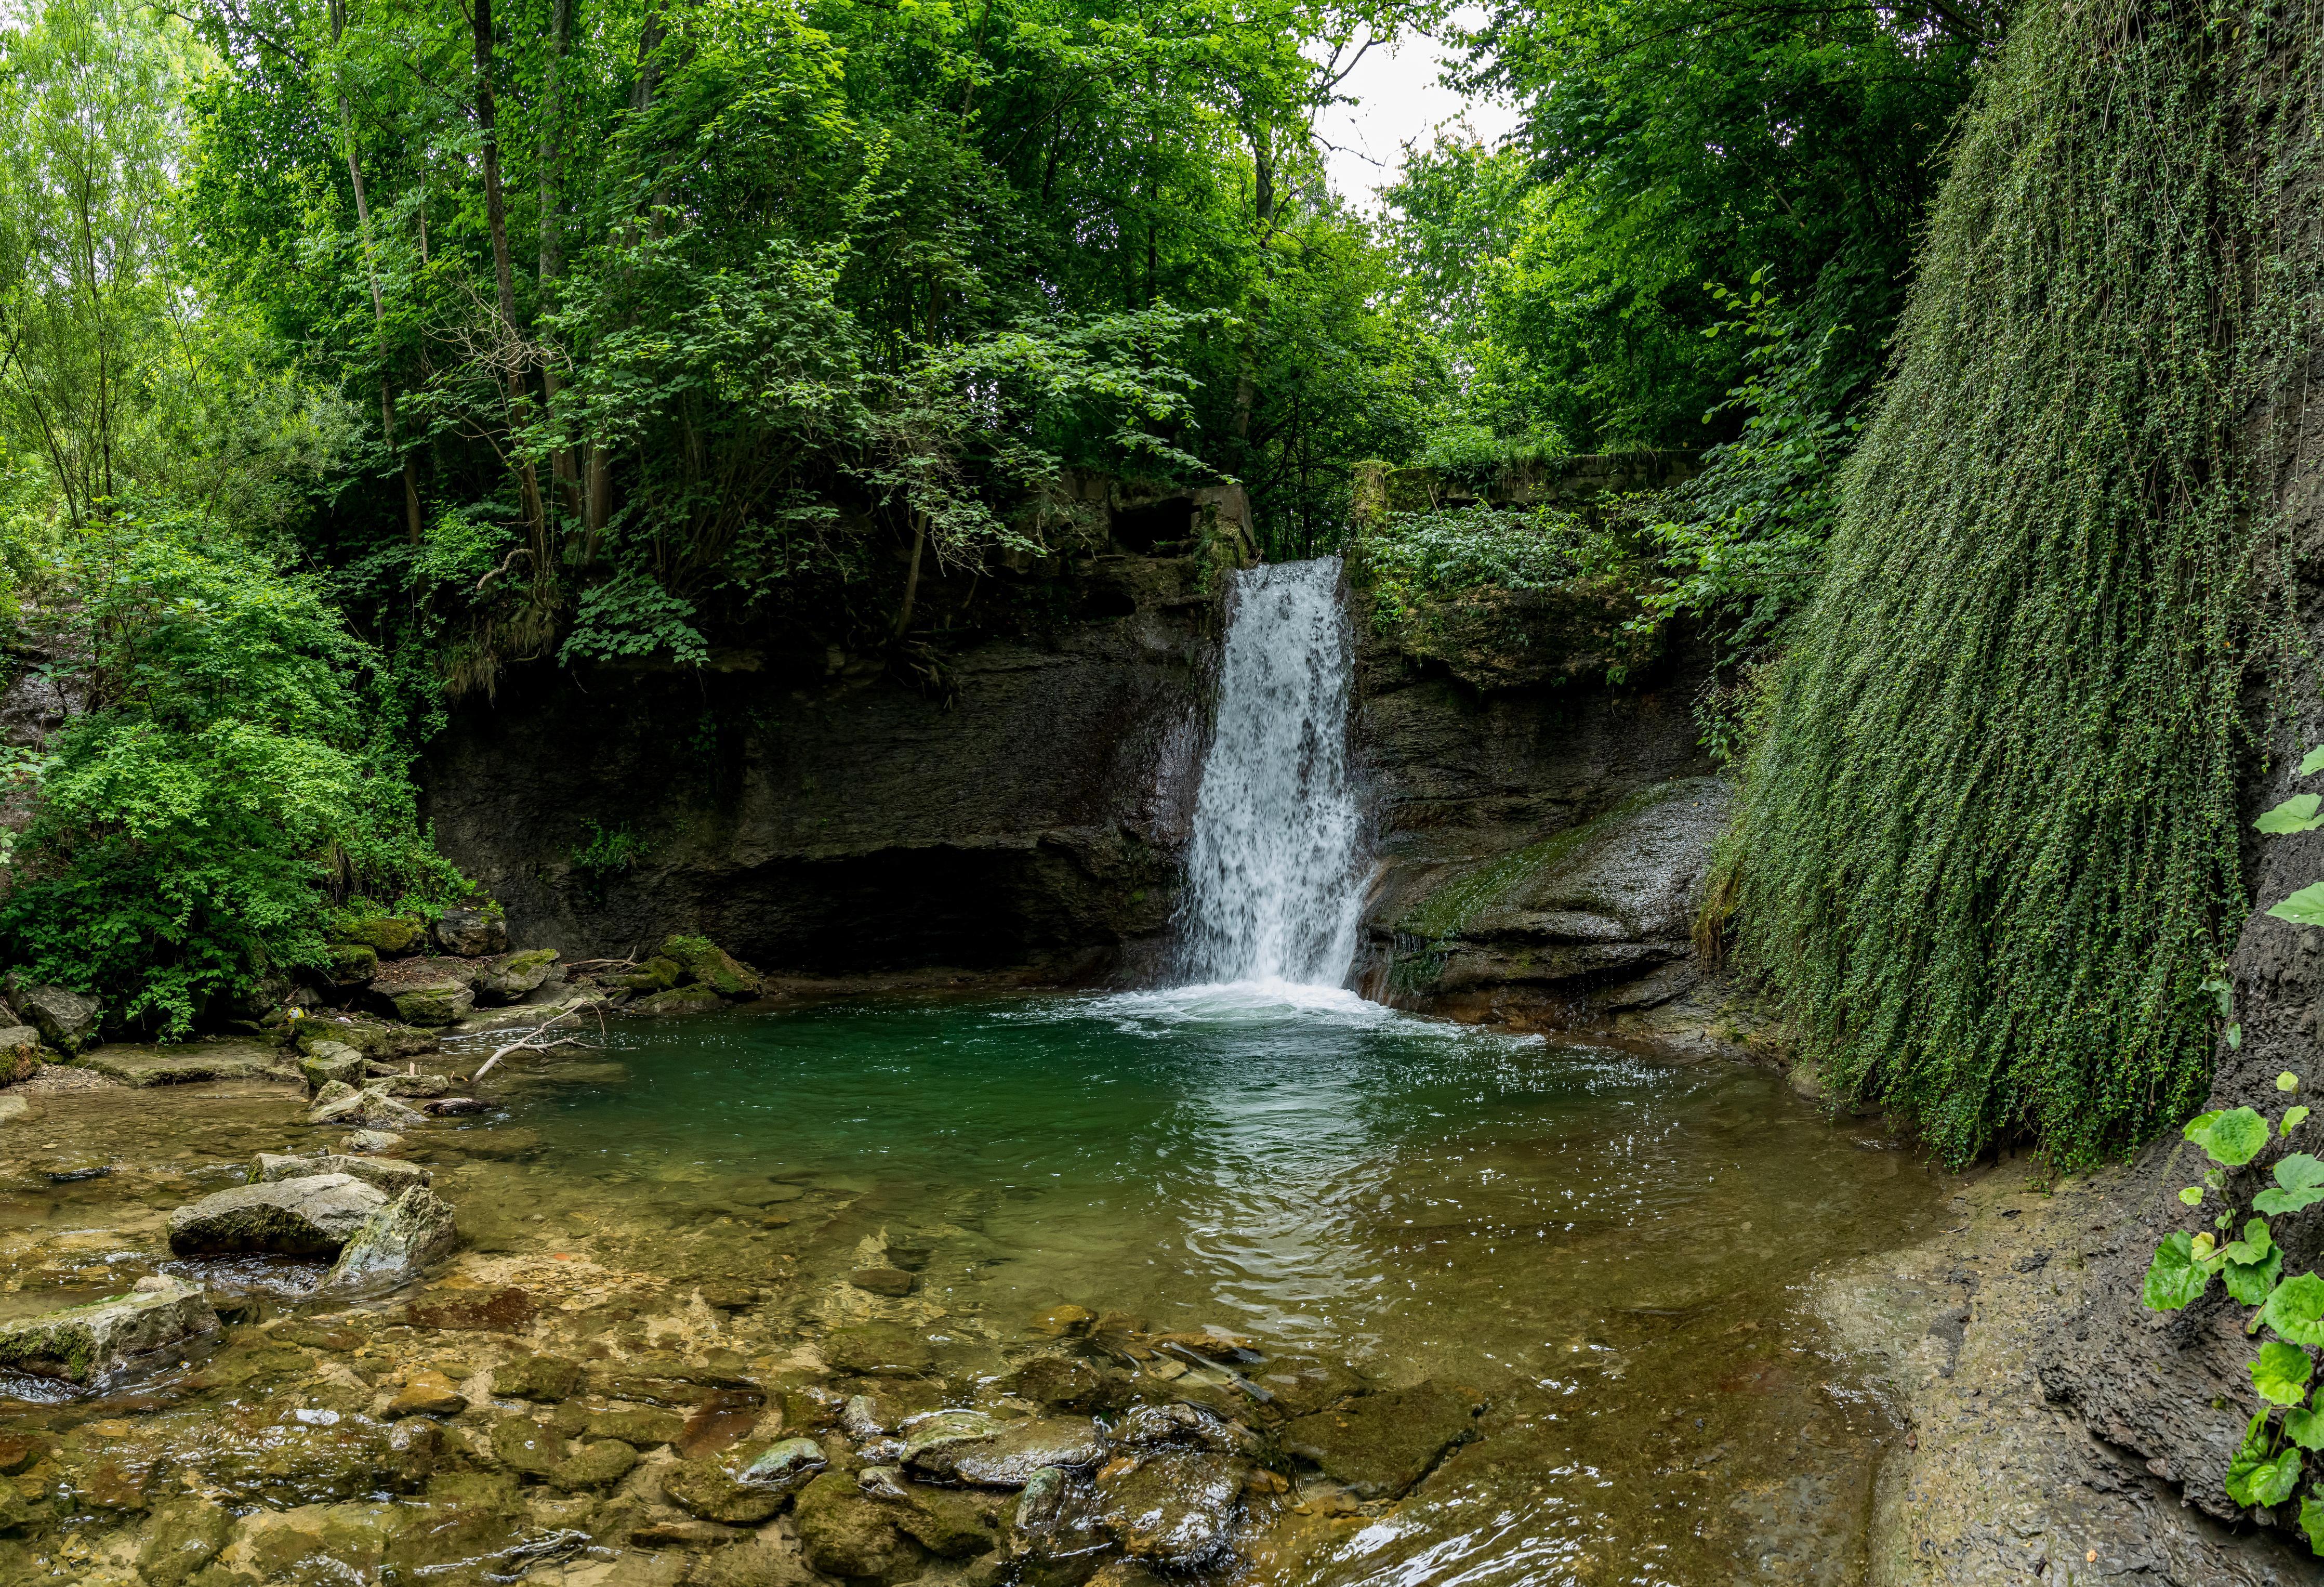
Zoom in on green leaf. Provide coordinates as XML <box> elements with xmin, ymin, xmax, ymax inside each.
<box><xmin>2285</xmin><ymin>1407</ymin><xmax>2324</xmax><ymax>1452</ymax></box>
<box><xmin>2301</xmin><ymin>746</ymin><xmax>2324</xmax><ymax>776</ymax></box>
<box><xmin>2188</xmin><ymin>1107</ymin><xmax>2272</xmax><ymax>1167</ymax></box>
<box><xmin>2181</xmin><ymin>1185</ymin><xmax>2205</xmax><ymax>1205</ymax></box>
<box><xmin>2143</xmin><ymin>1232</ymin><xmax>2213</xmax><ymax>1311</ymax></box>
<box><xmin>2228</xmin><ymin>1444</ymin><xmax>2302</xmax><ymax>1510</ymax></box>
<box><xmin>2256</xmin><ymin>1156</ymin><xmax>2324</xmax><ymax>1216</ymax></box>
<box><xmin>2269</xmin><ymin>884</ymin><xmax>2324</xmax><ymax>927</ymax></box>
<box><xmin>2269</xmin><ymin>1274</ymin><xmax>2324</xmax><ymax>1346</ymax></box>
<box><xmin>2227</xmin><ymin>1247</ymin><xmax>2286</xmax><ymax>1306</ymax></box>
<box><xmin>2256</xmin><ymin>795</ymin><xmax>2324</xmax><ymax>834</ymax></box>
<box><xmin>2255</xmin><ymin>1342</ymin><xmax>2313</xmax><ymax>1407</ymax></box>
<box><xmin>2302</xmin><ymin>1493</ymin><xmax>2324</xmax><ymax>1554</ymax></box>
<box><xmin>2289</xmin><ymin>1107</ymin><xmax>2313</xmax><ymax>1137</ymax></box>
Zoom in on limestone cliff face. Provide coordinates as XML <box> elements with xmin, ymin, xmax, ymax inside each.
<box><xmin>421</xmin><ymin>548</ymin><xmax>1229</xmax><ymax>982</ymax></box>
<box><xmin>1348</xmin><ymin>595</ymin><xmax>1729</xmax><ymax>1034</ymax></box>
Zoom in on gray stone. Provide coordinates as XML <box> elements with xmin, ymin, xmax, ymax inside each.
<box><xmin>252</xmin><ymin>1151</ymin><xmax>429</xmax><ymax>1197</ymax></box>
<box><xmin>0</xmin><ymin>1275</ymin><xmax>218</xmax><ymax>1385</ymax></box>
<box><xmin>476</xmin><ymin>948</ymin><xmax>559</xmax><ymax>1005</ymax></box>
<box><xmin>432</xmin><ymin>904</ymin><xmax>510</xmax><ymax>958</ymax></box>
<box><xmin>18</xmin><ymin>984</ymin><xmax>98</xmax><ymax>1054</ymax></box>
<box><xmin>167</xmin><ymin>1173</ymin><xmax>388</xmax><ymax>1257</ymax></box>
<box><xmin>904</xmin><ymin>1415</ymin><xmax>1104</xmax><ymax>1488</ymax></box>
<box><xmin>1094</xmin><ymin>1451</ymin><xmax>1244</xmax><ymax>1569</ymax></box>
<box><xmin>322</xmin><ymin>1186</ymin><xmax>460</xmax><ymax>1291</ymax></box>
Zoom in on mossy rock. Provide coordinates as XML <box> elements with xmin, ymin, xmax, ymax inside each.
<box><xmin>617</xmin><ymin>956</ymin><xmax>684</xmax><ymax>992</ymax></box>
<box><xmin>321</xmin><ymin>943</ymin><xmax>379</xmax><ymax>988</ymax></box>
<box><xmin>660</xmin><ymin>936</ymin><xmax>764</xmax><ymax>998</ymax></box>
<box><xmin>328</xmin><ymin>909</ymin><xmax>428</xmax><ymax>956</ymax></box>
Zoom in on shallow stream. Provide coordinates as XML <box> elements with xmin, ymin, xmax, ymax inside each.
<box><xmin>4</xmin><ymin>986</ymin><xmax>1947</xmax><ymax>1585</ymax></box>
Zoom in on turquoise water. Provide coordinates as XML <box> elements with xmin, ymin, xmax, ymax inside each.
<box><xmin>458</xmin><ymin>983</ymin><xmax>1946</xmax><ymax>1584</ymax></box>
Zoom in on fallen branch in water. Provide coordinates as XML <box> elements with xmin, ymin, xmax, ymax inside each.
<box><xmin>472</xmin><ymin>1005</ymin><xmax>606</xmax><ymax>1080</ymax></box>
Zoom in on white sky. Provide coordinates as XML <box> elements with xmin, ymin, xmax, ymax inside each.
<box><xmin>1310</xmin><ymin>11</ymin><xmax>1524</xmax><ymax>217</ymax></box>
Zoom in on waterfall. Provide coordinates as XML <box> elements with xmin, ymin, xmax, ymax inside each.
<box><xmin>1177</xmin><ymin>558</ymin><xmax>1364</xmax><ymax>987</ymax></box>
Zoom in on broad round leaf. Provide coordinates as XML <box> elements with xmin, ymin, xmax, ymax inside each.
<box><xmin>2144</xmin><ymin>1232</ymin><xmax>2212</xmax><ymax>1311</ymax></box>
<box><xmin>2189</xmin><ymin>1108</ymin><xmax>2272</xmax><ymax>1167</ymax></box>
<box><xmin>2268</xmin><ymin>1274</ymin><xmax>2324</xmax><ymax>1347</ymax></box>
<box><xmin>2269</xmin><ymin>883</ymin><xmax>2324</xmax><ymax>927</ymax></box>
<box><xmin>2254</xmin><ymin>1341</ymin><xmax>2313</xmax><ymax>1407</ymax></box>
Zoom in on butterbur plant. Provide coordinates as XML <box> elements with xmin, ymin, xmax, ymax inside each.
<box><xmin>2143</xmin><ymin>744</ymin><xmax>2324</xmax><ymax>1549</ymax></box>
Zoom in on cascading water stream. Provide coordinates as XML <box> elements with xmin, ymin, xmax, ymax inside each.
<box><xmin>1175</xmin><ymin>557</ymin><xmax>1364</xmax><ymax>988</ymax></box>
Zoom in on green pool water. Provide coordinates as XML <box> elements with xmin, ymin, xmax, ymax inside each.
<box><xmin>455</xmin><ymin>983</ymin><xmax>1948</xmax><ymax>1585</ymax></box>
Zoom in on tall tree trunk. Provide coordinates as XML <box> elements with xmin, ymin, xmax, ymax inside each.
<box><xmin>473</xmin><ymin>0</ymin><xmax>547</xmax><ymax>566</ymax></box>
<box><xmin>331</xmin><ymin>0</ymin><xmax>423</xmax><ymax>542</ymax></box>
<box><xmin>537</xmin><ymin>0</ymin><xmax>579</xmax><ymax>521</ymax></box>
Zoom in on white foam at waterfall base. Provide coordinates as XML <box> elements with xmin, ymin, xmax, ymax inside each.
<box><xmin>1174</xmin><ymin>557</ymin><xmax>1364</xmax><ymax>991</ymax></box>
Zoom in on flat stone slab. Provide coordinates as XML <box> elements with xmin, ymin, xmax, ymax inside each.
<box><xmin>0</xmin><ymin>1276</ymin><xmax>218</xmax><ymax>1385</ymax></box>
<box><xmin>1280</xmin><ymin>1381</ymin><xmax>1480</xmax><ymax>1498</ymax></box>
<box><xmin>74</xmin><ymin>1041</ymin><xmax>294</xmax><ymax>1087</ymax></box>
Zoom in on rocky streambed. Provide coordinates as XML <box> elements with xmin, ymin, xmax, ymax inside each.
<box><xmin>0</xmin><ymin>986</ymin><xmax>1964</xmax><ymax>1587</ymax></box>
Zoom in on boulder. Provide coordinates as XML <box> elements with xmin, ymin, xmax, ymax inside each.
<box><xmin>791</xmin><ymin>1471</ymin><xmax>926</xmax><ymax>1581</ymax></box>
<box><xmin>431</xmin><ymin>903</ymin><xmax>509</xmax><ymax>958</ymax></box>
<box><xmin>1279</xmin><ymin>1381</ymin><xmax>1479</xmax><ymax>1498</ymax></box>
<box><xmin>321</xmin><ymin>1186</ymin><xmax>460</xmax><ymax>1291</ymax></box>
<box><xmin>298</xmin><ymin>1042</ymin><xmax>369</xmax><ymax>1092</ymax></box>
<box><xmin>168</xmin><ymin>1173</ymin><xmax>387</xmax><ymax>1256</ymax></box>
<box><xmin>632</xmin><ymin>985</ymin><xmax>723</xmax><ymax>1017</ymax></box>
<box><xmin>252</xmin><ymin>1151</ymin><xmax>429</xmax><ymax>1198</ymax></box>
<box><xmin>475</xmin><ymin>948</ymin><xmax>558</xmax><ymax>1005</ymax></box>
<box><xmin>1094</xmin><ymin>1451</ymin><xmax>1244</xmax><ymax>1569</ymax></box>
<box><xmin>328</xmin><ymin>908</ymin><xmax>427</xmax><ymax>955</ymax></box>
<box><xmin>296</xmin><ymin>1018</ymin><xmax>438</xmax><ymax>1061</ymax></box>
<box><xmin>385</xmin><ymin>983</ymin><xmax>475</xmax><ymax>1029</ymax></box>
<box><xmin>0</xmin><ymin>1275</ymin><xmax>218</xmax><ymax>1385</ymax></box>
<box><xmin>78</xmin><ymin>1039</ymin><xmax>287</xmax><ymax>1087</ymax></box>
<box><xmin>0</xmin><ymin>1024</ymin><xmax>45</xmax><ymax>1084</ymax></box>
<box><xmin>660</xmin><ymin>935</ymin><xmax>764</xmax><ymax>998</ymax></box>
<box><xmin>309</xmin><ymin>1085</ymin><xmax>426</xmax><ymax>1131</ymax></box>
<box><xmin>904</xmin><ymin>1415</ymin><xmax>1104</xmax><ymax>1488</ymax></box>
<box><xmin>18</xmin><ymin>984</ymin><xmax>99</xmax><ymax>1055</ymax></box>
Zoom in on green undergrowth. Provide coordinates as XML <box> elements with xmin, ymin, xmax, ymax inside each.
<box><xmin>1736</xmin><ymin>0</ymin><xmax>2322</xmax><ymax>1167</ymax></box>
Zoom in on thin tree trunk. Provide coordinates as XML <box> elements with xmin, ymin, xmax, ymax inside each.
<box><xmin>473</xmin><ymin>0</ymin><xmax>547</xmax><ymax>564</ymax></box>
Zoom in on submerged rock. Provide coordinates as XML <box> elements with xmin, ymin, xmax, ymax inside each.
<box><xmin>1095</xmin><ymin>1451</ymin><xmax>1245</xmax><ymax>1568</ymax></box>
<box><xmin>905</xmin><ymin>1414</ymin><xmax>1105</xmax><ymax>1488</ymax></box>
<box><xmin>0</xmin><ymin>1275</ymin><xmax>217</xmax><ymax>1385</ymax></box>
<box><xmin>1280</xmin><ymin>1380</ymin><xmax>1480</xmax><ymax>1498</ymax></box>
<box><xmin>793</xmin><ymin>1471</ymin><xmax>926</xmax><ymax>1581</ymax></box>
<box><xmin>19</xmin><ymin>984</ymin><xmax>99</xmax><ymax>1054</ymax></box>
<box><xmin>168</xmin><ymin>1173</ymin><xmax>387</xmax><ymax>1256</ymax></box>
<box><xmin>321</xmin><ymin>1186</ymin><xmax>460</xmax><ymax>1291</ymax></box>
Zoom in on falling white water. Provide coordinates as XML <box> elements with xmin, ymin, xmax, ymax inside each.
<box><xmin>1176</xmin><ymin>558</ymin><xmax>1365</xmax><ymax>989</ymax></box>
